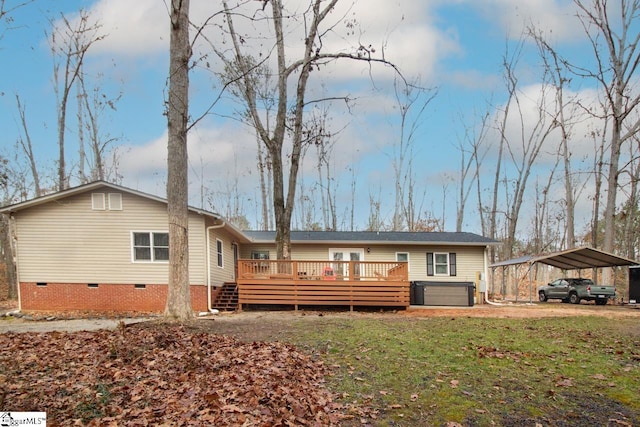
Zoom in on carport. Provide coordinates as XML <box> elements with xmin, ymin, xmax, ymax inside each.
<box><xmin>489</xmin><ymin>246</ymin><xmax>639</xmax><ymax>302</ymax></box>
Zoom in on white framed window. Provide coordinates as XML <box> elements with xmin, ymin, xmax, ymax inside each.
<box><xmin>216</xmin><ymin>239</ymin><xmax>223</xmax><ymax>268</ymax></box>
<box><xmin>132</xmin><ymin>232</ymin><xmax>169</xmax><ymax>262</ymax></box>
<box><xmin>91</xmin><ymin>193</ymin><xmax>106</xmax><ymax>210</ymax></box>
<box><xmin>396</xmin><ymin>252</ymin><xmax>410</xmax><ymax>271</ymax></box>
<box><xmin>108</xmin><ymin>193</ymin><xmax>123</xmax><ymax>210</ymax></box>
<box><xmin>434</xmin><ymin>253</ymin><xmax>449</xmax><ymax>275</ymax></box>
<box><xmin>427</xmin><ymin>252</ymin><xmax>457</xmax><ymax>276</ymax></box>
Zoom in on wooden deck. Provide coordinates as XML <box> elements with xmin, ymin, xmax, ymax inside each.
<box><xmin>236</xmin><ymin>260</ymin><xmax>409</xmax><ymax>311</ymax></box>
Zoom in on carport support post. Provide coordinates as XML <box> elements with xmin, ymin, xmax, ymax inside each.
<box><xmin>529</xmin><ymin>262</ymin><xmax>533</xmax><ymax>303</ymax></box>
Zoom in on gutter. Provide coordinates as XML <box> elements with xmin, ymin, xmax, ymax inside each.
<box><xmin>206</xmin><ymin>222</ymin><xmax>226</xmax><ymax>311</ymax></box>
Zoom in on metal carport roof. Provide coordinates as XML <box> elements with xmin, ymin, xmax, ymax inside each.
<box><xmin>488</xmin><ymin>247</ymin><xmax>639</xmax><ymax>303</ymax></box>
<box><xmin>490</xmin><ymin>246</ymin><xmax>639</xmax><ymax>270</ymax></box>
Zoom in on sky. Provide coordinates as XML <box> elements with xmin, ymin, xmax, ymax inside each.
<box><xmin>0</xmin><ymin>0</ymin><xmax>613</xmax><ymax>235</ymax></box>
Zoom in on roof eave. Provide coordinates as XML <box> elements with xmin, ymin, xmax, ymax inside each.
<box><xmin>249</xmin><ymin>239</ymin><xmax>498</xmax><ymax>246</ymax></box>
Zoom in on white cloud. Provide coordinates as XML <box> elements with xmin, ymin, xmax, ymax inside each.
<box><xmin>82</xmin><ymin>0</ymin><xmax>169</xmax><ymax>56</ymax></box>
<box><xmin>469</xmin><ymin>0</ymin><xmax>583</xmax><ymax>42</ymax></box>
<box><xmin>79</xmin><ymin>0</ymin><xmax>460</xmax><ymax>80</ymax></box>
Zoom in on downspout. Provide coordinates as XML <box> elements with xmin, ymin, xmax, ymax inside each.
<box><xmin>483</xmin><ymin>245</ymin><xmax>503</xmax><ymax>305</ymax></box>
<box><xmin>10</xmin><ymin>214</ymin><xmax>21</xmax><ymax>312</ymax></box>
<box><xmin>206</xmin><ymin>222</ymin><xmax>226</xmax><ymax>311</ymax></box>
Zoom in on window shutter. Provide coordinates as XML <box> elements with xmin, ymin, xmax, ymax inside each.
<box><xmin>449</xmin><ymin>253</ymin><xmax>457</xmax><ymax>276</ymax></box>
<box><xmin>426</xmin><ymin>252</ymin><xmax>434</xmax><ymax>276</ymax></box>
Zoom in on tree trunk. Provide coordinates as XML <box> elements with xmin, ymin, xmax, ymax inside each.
<box><xmin>0</xmin><ymin>214</ymin><xmax>17</xmax><ymax>300</ymax></box>
<box><xmin>164</xmin><ymin>0</ymin><xmax>192</xmax><ymax>320</ymax></box>
<box><xmin>15</xmin><ymin>95</ymin><xmax>41</xmax><ymax>196</ymax></box>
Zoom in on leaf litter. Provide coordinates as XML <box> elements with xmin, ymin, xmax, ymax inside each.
<box><xmin>0</xmin><ymin>322</ymin><xmax>364</xmax><ymax>426</ymax></box>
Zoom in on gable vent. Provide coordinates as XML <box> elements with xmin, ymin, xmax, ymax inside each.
<box><xmin>91</xmin><ymin>193</ymin><xmax>106</xmax><ymax>210</ymax></box>
<box><xmin>109</xmin><ymin>193</ymin><xmax>123</xmax><ymax>210</ymax></box>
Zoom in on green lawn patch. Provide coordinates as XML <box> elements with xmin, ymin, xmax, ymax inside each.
<box><xmin>286</xmin><ymin>316</ymin><xmax>640</xmax><ymax>426</ymax></box>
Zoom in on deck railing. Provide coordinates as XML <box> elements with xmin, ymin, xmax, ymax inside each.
<box><xmin>236</xmin><ymin>260</ymin><xmax>409</xmax><ymax>310</ymax></box>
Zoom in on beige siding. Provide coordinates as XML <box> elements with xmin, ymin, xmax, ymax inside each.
<box><xmin>207</xmin><ymin>226</ymin><xmax>238</xmax><ymax>285</ymax></box>
<box><xmin>15</xmin><ymin>190</ymin><xmax>207</xmax><ymax>285</ymax></box>
<box><xmin>239</xmin><ymin>243</ymin><xmax>486</xmax><ymax>282</ymax></box>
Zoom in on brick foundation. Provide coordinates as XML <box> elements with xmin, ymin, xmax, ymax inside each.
<box><xmin>19</xmin><ymin>282</ymin><xmax>209</xmax><ymax>313</ymax></box>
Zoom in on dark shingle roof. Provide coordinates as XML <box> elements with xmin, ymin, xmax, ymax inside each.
<box><xmin>243</xmin><ymin>231</ymin><xmax>498</xmax><ymax>246</ymax></box>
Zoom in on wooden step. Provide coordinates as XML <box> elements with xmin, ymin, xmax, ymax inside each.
<box><xmin>212</xmin><ymin>282</ymin><xmax>239</xmax><ymax>311</ymax></box>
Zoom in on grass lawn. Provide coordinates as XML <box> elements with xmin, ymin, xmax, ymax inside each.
<box><xmin>278</xmin><ymin>314</ymin><xmax>640</xmax><ymax>426</ymax></box>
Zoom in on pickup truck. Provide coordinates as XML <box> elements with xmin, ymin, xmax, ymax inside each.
<box><xmin>538</xmin><ymin>278</ymin><xmax>616</xmax><ymax>305</ymax></box>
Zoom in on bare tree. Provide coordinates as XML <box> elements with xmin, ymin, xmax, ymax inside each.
<box><xmin>589</xmin><ymin>124</ymin><xmax>609</xmax><ymax>248</ymax></box>
<box><xmin>365</xmin><ymin>190</ymin><xmax>385</xmax><ymax>231</ymax></box>
<box><xmin>389</xmin><ymin>77</ymin><xmax>436</xmax><ymax>231</ymax></box>
<box><xmin>531</xmin><ymin>158</ymin><xmax>561</xmax><ymax>253</ymax></box>
<box><xmin>48</xmin><ymin>10</ymin><xmax>104</xmax><ymax>191</ymax></box>
<box><xmin>620</xmin><ymin>140</ymin><xmax>640</xmax><ymax>259</ymax></box>
<box><xmin>531</xmin><ymin>30</ymin><xmax>581</xmax><ymax>248</ymax></box>
<box><xmin>502</xmin><ymin>84</ymin><xmax>558</xmax><ymax>261</ymax></box>
<box><xmin>1</xmin><ymin>0</ymin><xmax>35</xmax><ymax>301</ymax></box>
<box><xmin>304</xmin><ymin>106</ymin><xmax>338</xmax><ymax>231</ymax></box>
<box><xmin>76</xmin><ymin>72</ymin><xmax>122</xmax><ymax>182</ymax></box>
<box><xmin>14</xmin><ymin>95</ymin><xmax>42</xmax><ymax>196</ymax></box>
<box><xmin>454</xmin><ymin>110</ymin><xmax>489</xmax><ymax>232</ymax></box>
<box><xmin>217</xmin><ymin>0</ymin><xmax>400</xmax><ymax>259</ymax></box>
<box><xmin>217</xmin><ymin>53</ymin><xmax>275</xmax><ymax>230</ymax></box>
<box><xmin>574</xmin><ymin>0</ymin><xmax>640</xmax><ymax>265</ymax></box>
<box><xmin>165</xmin><ymin>0</ymin><xmax>191</xmax><ymax>320</ymax></box>
<box><xmin>487</xmin><ymin>41</ymin><xmax>520</xmax><ymax>264</ymax></box>
<box><xmin>493</xmin><ymin>37</ymin><xmax>560</xmax><ymax>262</ymax></box>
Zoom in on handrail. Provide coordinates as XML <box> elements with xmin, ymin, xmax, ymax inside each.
<box><xmin>237</xmin><ymin>260</ymin><xmax>408</xmax><ymax>282</ymax></box>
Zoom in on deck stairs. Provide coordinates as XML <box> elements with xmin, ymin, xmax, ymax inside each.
<box><xmin>212</xmin><ymin>282</ymin><xmax>239</xmax><ymax>311</ymax></box>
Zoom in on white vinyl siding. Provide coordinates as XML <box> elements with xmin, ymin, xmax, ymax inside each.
<box><xmin>14</xmin><ymin>190</ymin><xmax>207</xmax><ymax>285</ymax></box>
<box><xmin>207</xmin><ymin>227</ymin><xmax>238</xmax><ymax>285</ymax></box>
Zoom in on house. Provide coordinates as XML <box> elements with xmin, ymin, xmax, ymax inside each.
<box><xmin>0</xmin><ymin>181</ymin><xmax>498</xmax><ymax>313</ymax></box>
<box><xmin>0</xmin><ymin>181</ymin><xmax>248</xmax><ymax>313</ymax></box>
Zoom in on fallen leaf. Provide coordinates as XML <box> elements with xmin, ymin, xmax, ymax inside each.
<box><xmin>555</xmin><ymin>378</ymin><xmax>574</xmax><ymax>387</ymax></box>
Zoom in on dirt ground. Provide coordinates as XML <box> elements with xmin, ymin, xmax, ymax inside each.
<box><xmin>1</xmin><ymin>300</ymin><xmax>639</xmax><ymax>335</ymax></box>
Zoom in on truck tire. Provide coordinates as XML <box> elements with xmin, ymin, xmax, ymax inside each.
<box><xmin>569</xmin><ymin>292</ymin><xmax>581</xmax><ymax>304</ymax></box>
<box><xmin>595</xmin><ymin>298</ymin><xmax>608</xmax><ymax>305</ymax></box>
<box><xmin>538</xmin><ymin>291</ymin><xmax>548</xmax><ymax>302</ymax></box>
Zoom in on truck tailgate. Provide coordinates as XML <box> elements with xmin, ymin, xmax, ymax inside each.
<box><xmin>589</xmin><ymin>286</ymin><xmax>615</xmax><ymax>297</ymax></box>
